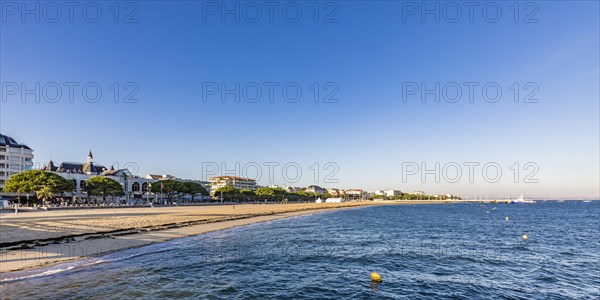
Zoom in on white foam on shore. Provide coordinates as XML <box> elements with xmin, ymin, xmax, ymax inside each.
<box><xmin>0</xmin><ymin>208</ymin><xmax>352</xmax><ymax>283</ymax></box>
<box><xmin>0</xmin><ymin>228</ymin><xmax>236</xmax><ymax>283</ymax></box>
<box><xmin>0</xmin><ymin>242</ymin><xmax>174</xmax><ymax>283</ymax></box>
<box><xmin>0</xmin><ymin>258</ymin><xmax>102</xmax><ymax>283</ymax></box>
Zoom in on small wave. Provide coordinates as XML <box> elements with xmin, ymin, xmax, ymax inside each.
<box><xmin>0</xmin><ymin>240</ymin><xmax>183</xmax><ymax>283</ymax></box>
<box><xmin>0</xmin><ymin>257</ymin><xmax>105</xmax><ymax>283</ymax></box>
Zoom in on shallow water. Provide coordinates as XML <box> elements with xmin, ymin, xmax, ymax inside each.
<box><xmin>1</xmin><ymin>202</ymin><xmax>599</xmax><ymax>299</ymax></box>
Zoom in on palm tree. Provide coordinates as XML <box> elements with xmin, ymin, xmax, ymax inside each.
<box><xmin>36</xmin><ymin>186</ymin><xmax>55</xmax><ymax>205</ymax></box>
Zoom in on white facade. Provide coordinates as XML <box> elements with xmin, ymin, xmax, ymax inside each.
<box><xmin>343</xmin><ymin>189</ymin><xmax>368</xmax><ymax>200</ymax></box>
<box><xmin>385</xmin><ymin>190</ymin><xmax>402</xmax><ymax>197</ymax></box>
<box><xmin>305</xmin><ymin>185</ymin><xmax>326</xmax><ymax>195</ymax></box>
<box><xmin>374</xmin><ymin>190</ymin><xmax>402</xmax><ymax>197</ymax></box>
<box><xmin>282</xmin><ymin>185</ymin><xmax>301</xmax><ymax>192</ymax></box>
<box><xmin>325</xmin><ymin>197</ymin><xmax>344</xmax><ymax>203</ymax></box>
<box><xmin>0</xmin><ymin>134</ymin><xmax>34</xmax><ymax>190</ymax></box>
<box><xmin>41</xmin><ymin>151</ymin><xmax>209</xmax><ymax>203</ymax></box>
<box><xmin>327</xmin><ymin>188</ymin><xmax>344</xmax><ymax>196</ymax></box>
<box><xmin>209</xmin><ymin>176</ymin><xmax>257</xmax><ymax>195</ymax></box>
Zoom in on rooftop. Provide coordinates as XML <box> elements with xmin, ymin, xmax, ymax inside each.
<box><xmin>0</xmin><ymin>133</ymin><xmax>32</xmax><ymax>150</ymax></box>
<box><xmin>209</xmin><ymin>176</ymin><xmax>256</xmax><ymax>182</ymax></box>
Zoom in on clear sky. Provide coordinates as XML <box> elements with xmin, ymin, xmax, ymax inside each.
<box><xmin>1</xmin><ymin>1</ymin><xmax>598</xmax><ymax>198</ymax></box>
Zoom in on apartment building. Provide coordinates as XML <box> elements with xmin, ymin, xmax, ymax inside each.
<box><xmin>209</xmin><ymin>176</ymin><xmax>258</xmax><ymax>195</ymax></box>
<box><xmin>0</xmin><ymin>134</ymin><xmax>34</xmax><ymax>190</ymax></box>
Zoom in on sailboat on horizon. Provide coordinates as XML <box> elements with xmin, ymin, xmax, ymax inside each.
<box><xmin>510</xmin><ymin>194</ymin><xmax>536</xmax><ymax>204</ymax></box>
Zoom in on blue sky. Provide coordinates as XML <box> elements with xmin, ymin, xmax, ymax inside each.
<box><xmin>1</xmin><ymin>1</ymin><xmax>598</xmax><ymax>198</ymax></box>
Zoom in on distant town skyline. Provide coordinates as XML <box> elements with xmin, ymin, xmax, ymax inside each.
<box><xmin>1</xmin><ymin>2</ymin><xmax>598</xmax><ymax>198</ymax></box>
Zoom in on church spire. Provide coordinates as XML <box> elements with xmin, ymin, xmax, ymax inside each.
<box><xmin>87</xmin><ymin>149</ymin><xmax>93</xmax><ymax>163</ymax></box>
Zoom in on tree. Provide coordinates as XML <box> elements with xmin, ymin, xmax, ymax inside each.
<box><xmin>3</xmin><ymin>170</ymin><xmax>74</xmax><ymax>204</ymax></box>
<box><xmin>255</xmin><ymin>187</ymin><xmax>276</xmax><ymax>200</ymax></box>
<box><xmin>288</xmin><ymin>191</ymin><xmax>308</xmax><ymax>202</ymax></box>
<box><xmin>239</xmin><ymin>189</ymin><xmax>256</xmax><ymax>202</ymax></box>
<box><xmin>179</xmin><ymin>182</ymin><xmax>208</xmax><ymax>201</ymax></box>
<box><xmin>213</xmin><ymin>186</ymin><xmax>239</xmax><ymax>202</ymax></box>
<box><xmin>85</xmin><ymin>176</ymin><xmax>124</xmax><ymax>204</ymax></box>
<box><xmin>150</xmin><ymin>180</ymin><xmax>182</xmax><ymax>204</ymax></box>
<box><xmin>36</xmin><ymin>186</ymin><xmax>55</xmax><ymax>204</ymax></box>
<box><xmin>255</xmin><ymin>187</ymin><xmax>288</xmax><ymax>202</ymax></box>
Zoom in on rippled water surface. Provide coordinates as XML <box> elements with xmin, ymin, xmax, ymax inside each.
<box><xmin>1</xmin><ymin>202</ymin><xmax>599</xmax><ymax>299</ymax></box>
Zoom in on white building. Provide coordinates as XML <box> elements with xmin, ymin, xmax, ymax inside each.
<box><xmin>344</xmin><ymin>189</ymin><xmax>365</xmax><ymax>200</ymax></box>
<box><xmin>145</xmin><ymin>174</ymin><xmax>177</xmax><ymax>180</ymax></box>
<box><xmin>41</xmin><ymin>151</ymin><xmax>209</xmax><ymax>203</ymax></box>
<box><xmin>327</xmin><ymin>188</ymin><xmax>344</xmax><ymax>197</ymax></box>
<box><xmin>385</xmin><ymin>190</ymin><xmax>402</xmax><ymax>197</ymax></box>
<box><xmin>305</xmin><ymin>185</ymin><xmax>326</xmax><ymax>195</ymax></box>
<box><xmin>282</xmin><ymin>185</ymin><xmax>301</xmax><ymax>192</ymax></box>
<box><xmin>0</xmin><ymin>134</ymin><xmax>34</xmax><ymax>190</ymax></box>
<box><xmin>325</xmin><ymin>197</ymin><xmax>344</xmax><ymax>203</ymax></box>
<box><xmin>209</xmin><ymin>176</ymin><xmax>258</xmax><ymax>195</ymax></box>
<box><xmin>374</xmin><ymin>190</ymin><xmax>402</xmax><ymax>197</ymax></box>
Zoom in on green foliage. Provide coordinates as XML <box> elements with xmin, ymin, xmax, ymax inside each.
<box><xmin>150</xmin><ymin>180</ymin><xmax>182</xmax><ymax>203</ymax></box>
<box><xmin>214</xmin><ymin>186</ymin><xmax>239</xmax><ymax>201</ymax></box>
<box><xmin>288</xmin><ymin>191</ymin><xmax>314</xmax><ymax>202</ymax></box>
<box><xmin>255</xmin><ymin>187</ymin><xmax>275</xmax><ymax>199</ymax></box>
<box><xmin>294</xmin><ymin>191</ymin><xmax>311</xmax><ymax>198</ymax></box>
<box><xmin>36</xmin><ymin>186</ymin><xmax>55</xmax><ymax>202</ymax></box>
<box><xmin>3</xmin><ymin>170</ymin><xmax>74</xmax><ymax>197</ymax></box>
<box><xmin>255</xmin><ymin>187</ymin><xmax>287</xmax><ymax>201</ymax></box>
<box><xmin>239</xmin><ymin>189</ymin><xmax>256</xmax><ymax>202</ymax></box>
<box><xmin>85</xmin><ymin>176</ymin><xmax>124</xmax><ymax>202</ymax></box>
<box><xmin>179</xmin><ymin>182</ymin><xmax>209</xmax><ymax>201</ymax></box>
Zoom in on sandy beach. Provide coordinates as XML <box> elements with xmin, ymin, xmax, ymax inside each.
<box><xmin>0</xmin><ymin>202</ymin><xmax>405</xmax><ymax>274</ymax></box>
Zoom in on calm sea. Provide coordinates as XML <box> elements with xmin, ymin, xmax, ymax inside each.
<box><xmin>1</xmin><ymin>202</ymin><xmax>599</xmax><ymax>299</ymax></box>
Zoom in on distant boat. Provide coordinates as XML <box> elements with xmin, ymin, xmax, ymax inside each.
<box><xmin>582</xmin><ymin>200</ymin><xmax>592</xmax><ymax>203</ymax></box>
<box><xmin>511</xmin><ymin>195</ymin><xmax>535</xmax><ymax>204</ymax></box>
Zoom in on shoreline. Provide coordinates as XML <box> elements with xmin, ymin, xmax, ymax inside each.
<box><xmin>0</xmin><ymin>202</ymin><xmax>392</xmax><ymax>276</ymax></box>
<box><xmin>0</xmin><ymin>200</ymin><xmax>471</xmax><ymax>277</ymax></box>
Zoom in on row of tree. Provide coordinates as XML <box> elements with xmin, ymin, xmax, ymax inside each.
<box><xmin>212</xmin><ymin>186</ymin><xmax>320</xmax><ymax>202</ymax></box>
<box><xmin>370</xmin><ymin>194</ymin><xmax>461</xmax><ymax>200</ymax></box>
<box><xmin>3</xmin><ymin>170</ymin><xmax>460</xmax><ymax>205</ymax></box>
<box><xmin>2</xmin><ymin>170</ymin><xmax>125</xmax><ymax>204</ymax></box>
<box><xmin>148</xmin><ymin>180</ymin><xmax>208</xmax><ymax>204</ymax></box>
<box><xmin>2</xmin><ymin>170</ymin><xmax>210</xmax><ymax>205</ymax></box>
<box><xmin>2</xmin><ymin>170</ymin><xmax>74</xmax><ymax>203</ymax></box>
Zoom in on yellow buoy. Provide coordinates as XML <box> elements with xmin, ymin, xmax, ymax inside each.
<box><xmin>522</xmin><ymin>234</ymin><xmax>528</xmax><ymax>240</ymax></box>
<box><xmin>505</xmin><ymin>217</ymin><xmax>509</xmax><ymax>221</ymax></box>
<box><xmin>371</xmin><ymin>272</ymin><xmax>382</xmax><ymax>282</ymax></box>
